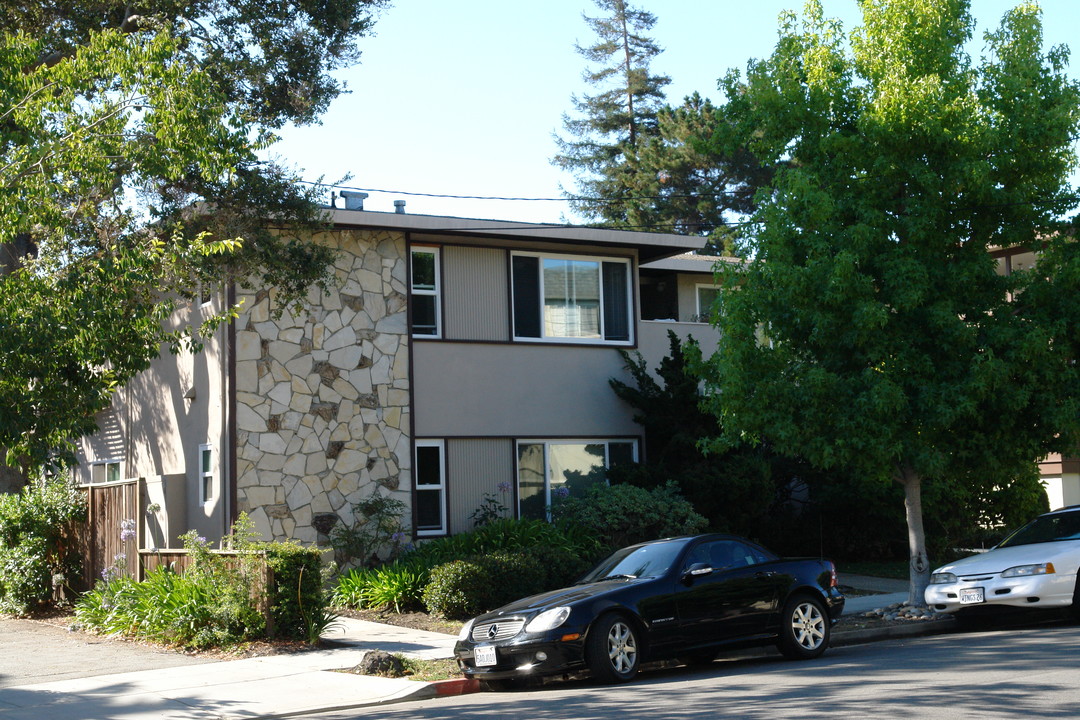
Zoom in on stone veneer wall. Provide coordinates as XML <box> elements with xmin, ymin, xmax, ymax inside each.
<box><xmin>233</xmin><ymin>229</ymin><xmax>411</xmax><ymax>544</ymax></box>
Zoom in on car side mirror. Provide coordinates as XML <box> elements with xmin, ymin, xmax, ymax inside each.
<box><xmin>682</xmin><ymin>563</ymin><xmax>713</xmax><ymax>584</ymax></box>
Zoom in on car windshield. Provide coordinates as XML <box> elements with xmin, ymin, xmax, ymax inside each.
<box><xmin>997</xmin><ymin>510</ymin><xmax>1080</xmax><ymax>548</ymax></box>
<box><xmin>578</xmin><ymin>540</ymin><xmax>685</xmax><ymax>583</ymax></box>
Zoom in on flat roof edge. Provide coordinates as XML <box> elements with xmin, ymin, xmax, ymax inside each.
<box><xmin>323</xmin><ymin>208</ymin><xmax>703</xmax><ymax>257</ymax></box>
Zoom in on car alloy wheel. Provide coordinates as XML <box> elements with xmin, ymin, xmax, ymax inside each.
<box><xmin>778</xmin><ymin>595</ymin><xmax>829</xmax><ymax>660</ymax></box>
<box><xmin>586</xmin><ymin>614</ymin><xmax>640</xmax><ymax>683</ymax></box>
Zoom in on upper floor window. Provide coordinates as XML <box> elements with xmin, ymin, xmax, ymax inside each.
<box><xmin>411</xmin><ymin>247</ymin><xmax>441</xmax><ymax>337</ymax></box>
<box><xmin>512</xmin><ymin>252</ymin><xmax>632</xmax><ymax>344</ymax></box>
<box><xmin>695</xmin><ymin>284</ymin><xmax>721</xmax><ymax>323</ymax></box>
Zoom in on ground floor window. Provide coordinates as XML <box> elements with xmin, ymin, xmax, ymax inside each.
<box><xmin>516</xmin><ymin>439</ymin><xmax>637</xmax><ymax>520</ymax></box>
<box><xmin>199</xmin><ymin>445</ymin><xmax>214</xmax><ymax>505</ymax></box>
<box><xmin>90</xmin><ymin>459</ymin><xmax>121</xmax><ymax>484</ymax></box>
<box><xmin>415</xmin><ymin>440</ymin><xmax>447</xmax><ymax>536</ymax></box>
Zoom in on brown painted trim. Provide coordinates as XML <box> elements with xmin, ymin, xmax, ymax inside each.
<box><xmin>405</xmin><ymin>233</ymin><xmax>421</xmax><ymax>537</ymax></box>
<box><xmin>1040</xmin><ymin>457</ymin><xmax>1080</xmax><ymax>475</ymax></box>
<box><xmin>227</xmin><ymin>281</ymin><xmax>238</xmax><ymax>531</ymax></box>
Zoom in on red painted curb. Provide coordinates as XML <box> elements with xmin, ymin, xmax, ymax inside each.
<box><xmin>432</xmin><ymin>677</ymin><xmax>481</xmax><ymax>696</ymax></box>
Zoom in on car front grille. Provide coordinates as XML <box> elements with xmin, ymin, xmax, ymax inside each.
<box><xmin>471</xmin><ymin>619</ymin><xmax>525</xmax><ymax>642</ymax></box>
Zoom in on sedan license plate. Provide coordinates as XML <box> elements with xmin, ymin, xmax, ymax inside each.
<box><xmin>960</xmin><ymin>587</ymin><xmax>985</xmax><ymax>605</ymax></box>
<box><xmin>474</xmin><ymin>645</ymin><xmax>497</xmax><ymax>667</ymax></box>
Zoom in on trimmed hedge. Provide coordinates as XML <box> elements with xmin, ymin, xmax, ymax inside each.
<box><xmin>264</xmin><ymin>542</ymin><xmax>329</xmax><ymax>640</ymax></box>
<box><xmin>422</xmin><ymin>551</ymin><xmax>548</xmax><ymax>619</ymax></box>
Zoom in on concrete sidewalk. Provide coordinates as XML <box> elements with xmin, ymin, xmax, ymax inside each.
<box><xmin>0</xmin><ymin>618</ymin><xmax>462</xmax><ymax>720</ymax></box>
<box><xmin>0</xmin><ymin>575</ymin><xmax>942</xmax><ymax>720</ymax></box>
<box><xmin>839</xmin><ymin>572</ymin><xmax>910</xmax><ymax>615</ymax></box>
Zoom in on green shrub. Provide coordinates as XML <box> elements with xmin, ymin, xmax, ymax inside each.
<box><xmin>0</xmin><ymin>480</ymin><xmax>86</xmax><ymax>613</ymax></box>
<box><xmin>332</xmin><ymin>562</ymin><xmax>427</xmax><ymax>613</ymax></box>
<box><xmin>328</xmin><ymin>490</ymin><xmax>408</xmax><ymax>568</ymax></box>
<box><xmin>552</xmin><ymin>480</ymin><xmax>707</xmax><ymax>552</ymax></box>
<box><xmin>76</xmin><ymin>514</ymin><xmax>335</xmax><ymax>648</ymax></box>
<box><xmin>422</xmin><ymin>551</ymin><xmax>546</xmax><ymax>619</ymax></box>
<box><xmin>265</xmin><ymin>541</ymin><xmax>333</xmax><ymax>640</ymax></box>
<box><xmin>406</xmin><ymin>518</ymin><xmax>598</xmax><ymax>568</ymax></box>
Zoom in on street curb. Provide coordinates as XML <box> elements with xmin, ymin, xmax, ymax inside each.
<box><xmin>429</xmin><ymin>676</ymin><xmax>481</xmax><ymax>696</ymax></box>
<box><xmin>832</xmin><ymin>618</ymin><xmax>955</xmax><ymax>647</ymax></box>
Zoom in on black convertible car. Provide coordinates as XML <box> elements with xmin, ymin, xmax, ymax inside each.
<box><xmin>454</xmin><ymin>534</ymin><xmax>845</xmax><ymax>686</ymax></box>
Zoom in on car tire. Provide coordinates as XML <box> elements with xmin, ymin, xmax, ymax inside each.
<box><xmin>776</xmin><ymin>594</ymin><xmax>830</xmax><ymax>660</ymax></box>
<box><xmin>1070</xmin><ymin>578</ymin><xmax>1080</xmax><ymax>622</ymax></box>
<box><xmin>585</xmin><ymin>613</ymin><xmax>641</xmax><ymax>683</ymax></box>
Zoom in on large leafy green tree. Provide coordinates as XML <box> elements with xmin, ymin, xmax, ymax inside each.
<box><xmin>0</xmin><ymin>1</ymin><xmax>385</xmax><ymax>476</ymax></box>
<box><xmin>697</xmin><ymin>0</ymin><xmax>1080</xmax><ymax>602</ymax></box>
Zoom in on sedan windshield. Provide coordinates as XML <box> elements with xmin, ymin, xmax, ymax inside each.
<box><xmin>998</xmin><ymin>510</ymin><xmax>1080</xmax><ymax>548</ymax></box>
<box><xmin>578</xmin><ymin>540</ymin><xmax>685</xmax><ymax>583</ymax></box>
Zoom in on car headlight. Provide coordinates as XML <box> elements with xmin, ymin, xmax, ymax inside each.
<box><xmin>1001</xmin><ymin>562</ymin><xmax>1056</xmax><ymax>578</ymax></box>
<box><xmin>930</xmin><ymin>572</ymin><xmax>957</xmax><ymax>584</ymax></box>
<box><xmin>525</xmin><ymin>607</ymin><xmax>571</xmax><ymax>633</ymax></box>
<box><xmin>458</xmin><ymin>618</ymin><xmax>475</xmax><ymax>641</ymax></box>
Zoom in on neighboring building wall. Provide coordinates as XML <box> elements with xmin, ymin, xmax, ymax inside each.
<box><xmin>1040</xmin><ymin>455</ymin><xmax>1080</xmax><ymax>510</ymax></box>
<box><xmin>75</xmin><ymin>298</ymin><xmax>229</xmax><ymax>547</ymax></box>
<box><xmin>233</xmin><ymin>229</ymin><xmax>411</xmax><ymax>543</ymax></box>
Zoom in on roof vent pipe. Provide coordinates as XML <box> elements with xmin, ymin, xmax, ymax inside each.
<box><xmin>340</xmin><ymin>190</ymin><xmax>369</xmax><ymax>211</ymax></box>
<box><xmin>394</xmin><ymin>200</ymin><xmax>406</xmax><ymax>214</ymax></box>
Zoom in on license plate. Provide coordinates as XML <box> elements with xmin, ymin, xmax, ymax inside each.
<box><xmin>474</xmin><ymin>645</ymin><xmax>497</xmax><ymax>667</ymax></box>
<box><xmin>960</xmin><ymin>587</ymin><xmax>985</xmax><ymax>605</ymax></box>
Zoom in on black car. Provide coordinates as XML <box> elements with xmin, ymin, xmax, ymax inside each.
<box><xmin>453</xmin><ymin>534</ymin><xmax>844</xmax><ymax>686</ymax></box>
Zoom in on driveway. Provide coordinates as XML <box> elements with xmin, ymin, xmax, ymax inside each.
<box><xmin>0</xmin><ymin>616</ymin><xmax>215</xmax><ymax>689</ymax></box>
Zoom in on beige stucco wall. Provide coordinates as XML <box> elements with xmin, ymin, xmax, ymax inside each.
<box><xmin>412</xmin><ymin>341</ymin><xmax>639</xmax><ymax>439</ymax></box>
<box><xmin>74</xmin><ymin>297</ymin><xmax>230</xmax><ymax>546</ymax></box>
<box><xmin>233</xmin><ymin>228</ymin><xmax>411</xmax><ymax>544</ymax></box>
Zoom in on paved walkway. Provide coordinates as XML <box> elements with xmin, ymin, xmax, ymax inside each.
<box><xmin>839</xmin><ymin>572</ymin><xmax>910</xmax><ymax>615</ymax></box>
<box><xmin>0</xmin><ymin>573</ymin><xmax>927</xmax><ymax>720</ymax></box>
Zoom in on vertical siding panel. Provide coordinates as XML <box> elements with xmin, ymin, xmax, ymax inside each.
<box><xmin>446</xmin><ymin>439</ymin><xmax>514</xmax><ymax>535</ymax></box>
<box><xmin>444</xmin><ymin>246</ymin><xmax>509</xmax><ymax>341</ymax></box>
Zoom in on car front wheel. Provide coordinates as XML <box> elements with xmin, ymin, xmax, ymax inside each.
<box><xmin>777</xmin><ymin>595</ymin><xmax>829</xmax><ymax>660</ymax></box>
<box><xmin>586</xmin><ymin>614</ymin><xmax>640</xmax><ymax>683</ymax></box>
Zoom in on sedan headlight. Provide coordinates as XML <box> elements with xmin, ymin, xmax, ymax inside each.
<box><xmin>930</xmin><ymin>572</ymin><xmax>957</xmax><ymax>584</ymax></box>
<box><xmin>458</xmin><ymin>618</ymin><xmax>475</xmax><ymax>641</ymax></box>
<box><xmin>525</xmin><ymin>606</ymin><xmax>571</xmax><ymax>633</ymax></box>
<box><xmin>1001</xmin><ymin>562</ymin><xmax>1056</xmax><ymax>578</ymax></box>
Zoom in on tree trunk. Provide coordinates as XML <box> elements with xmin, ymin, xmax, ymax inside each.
<box><xmin>895</xmin><ymin>464</ymin><xmax>930</xmax><ymax>605</ymax></box>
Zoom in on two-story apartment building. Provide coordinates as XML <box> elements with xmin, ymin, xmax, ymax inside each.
<box><xmin>74</xmin><ymin>209</ymin><xmax>722</xmax><ymax>549</ymax></box>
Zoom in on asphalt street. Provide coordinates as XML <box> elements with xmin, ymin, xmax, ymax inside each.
<box><xmin>308</xmin><ymin>622</ymin><xmax>1080</xmax><ymax>720</ymax></box>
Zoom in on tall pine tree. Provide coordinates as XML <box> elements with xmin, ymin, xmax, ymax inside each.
<box><xmin>553</xmin><ymin>0</ymin><xmax>669</xmax><ymax>225</ymax></box>
<box><xmin>554</xmin><ymin>2</ymin><xmax>770</xmax><ymax>248</ymax></box>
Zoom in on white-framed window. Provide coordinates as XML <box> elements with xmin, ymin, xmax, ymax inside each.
<box><xmin>411</xmin><ymin>247</ymin><xmax>441</xmax><ymax>337</ymax></box>
<box><xmin>516</xmin><ymin>439</ymin><xmax>637</xmax><ymax>520</ymax></box>
<box><xmin>199</xmin><ymin>281</ymin><xmax>216</xmax><ymax>307</ymax></box>
<box><xmin>90</xmin><ymin>459</ymin><xmax>122</xmax><ymax>484</ymax></box>
<box><xmin>414</xmin><ymin>440</ymin><xmax>447</xmax><ymax>536</ymax></box>
<box><xmin>511</xmin><ymin>252</ymin><xmax>632</xmax><ymax>344</ymax></box>
<box><xmin>199</xmin><ymin>444</ymin><xmax>214</xmax><ymax>505</ymax></box>
<box><xmin>695</xmin><ymin>284</ymin><xmax>721</xmax><ymax>323</ymax></box>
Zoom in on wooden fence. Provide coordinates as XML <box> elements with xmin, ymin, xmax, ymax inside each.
<box><xmin>70</xmin><ymin>480</ymin><xmax>139</xmax><ymax>590</ymax></box>
<box><xmin>72</xmin><ymin>481</ymin><xmax>248</xmax><ymax>590</ymax></box>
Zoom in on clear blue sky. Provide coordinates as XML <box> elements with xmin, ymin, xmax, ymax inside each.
<box><xmin>270</xmin><ymin>0</ymin><xmax>1080</xmax><ymax>225</ymax></box>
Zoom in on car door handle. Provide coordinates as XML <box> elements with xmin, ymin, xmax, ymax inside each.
<box><xmin>756</xmin><ymin>571</ymin><xmax>777</xmax><ymax>578</ymax></box>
